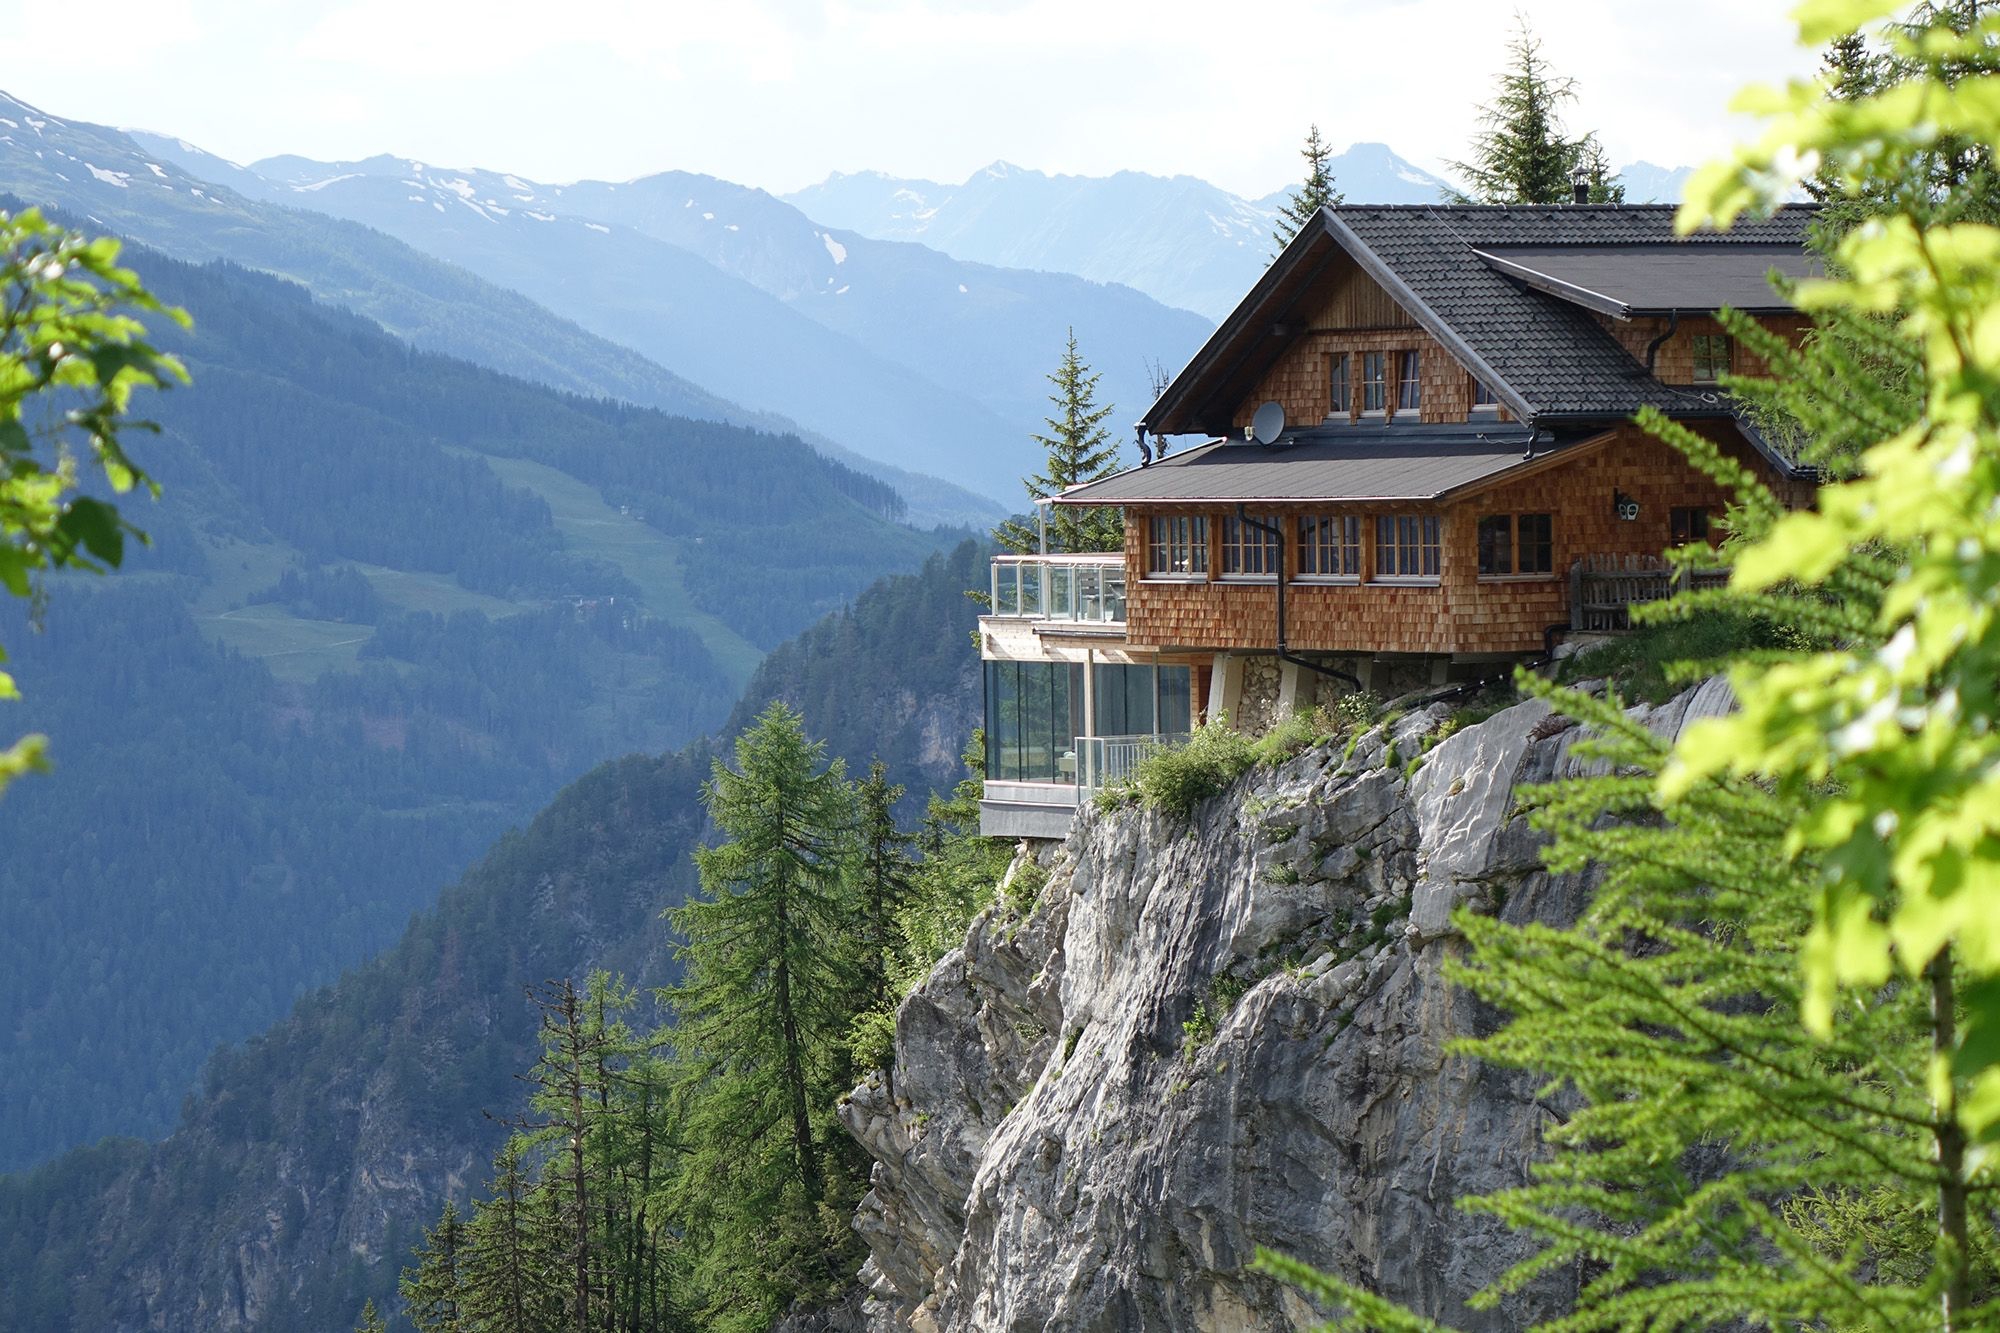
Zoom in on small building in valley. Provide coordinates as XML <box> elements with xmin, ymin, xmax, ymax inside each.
<box><xmin>979</xmin><ymin>202</ymin><xmax>1818</xmax><ymax>837</ymax></box>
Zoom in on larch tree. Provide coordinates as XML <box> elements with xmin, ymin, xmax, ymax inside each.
<box><xmin>663</xmin><ymin>701</ymin><xmax>868</xmax><ymax>1330</ymax></box>
<box><xmin>993</xmin><ymin>329</ymin><xmax>1124</xmax><ymax>555</ymax></box>
<box><xmin>1261</xmin><ymin>4</ymin><xmax>2000</xmax><ymax>1329</ymax></box>
<box><xmin>400</xmin><ymin>1201</ymin><xmax>469</xmax><ymax>1333</ymax></box>
<box><xmin>1271</xmin><ymin>123</ymin><xmax>1345</xmax><ymax>257</ymax></box>
<box><xmin>1449</xmin><ymin>15</ymin><xmax>1621</xmax><ymax>204</ymax></box>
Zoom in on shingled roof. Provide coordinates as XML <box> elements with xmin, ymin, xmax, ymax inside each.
<box><xmin>1145</xmin><ymin>203</ymin><xmax>1817</xmax><ymax>436</ymax></box>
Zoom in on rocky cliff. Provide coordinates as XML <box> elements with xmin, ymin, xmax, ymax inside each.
<box><xmin>842</xmin><ymin>680</ymin><xmax>1736</xmax><ymax>1331</ymax></box>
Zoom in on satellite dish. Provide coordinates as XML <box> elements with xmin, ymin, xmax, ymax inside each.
<box><xmin>1250</xmin><ymin>400</ymin><xmax>1286</xmax><ymax>446</ymax></box>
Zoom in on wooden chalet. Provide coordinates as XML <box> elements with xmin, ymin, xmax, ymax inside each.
<box><xmin>980</xmin><ymin>202</ymin><xmax>1819</xmax><ymax>837</ymax></box>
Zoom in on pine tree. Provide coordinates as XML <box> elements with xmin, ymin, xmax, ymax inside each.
<box><xmin>1449</xmin><ymin>16</ymin><xmax>1619</xmax><ymax>205</ymax></box>
<box><xmin>354</xmin><ymin>1299</ymin><xmax>387</xmax><ymax>1333</ymax></box>
<box><xmin>401</xmin><ymin>1201</ymin><xmax>469</xmax><ymax>1333</ymax></box>
<box><xmin>663</xmin><ymin>701</ymin><xmax>867</xmax><ymax>1330</ymax></box>
<box><xmin>460</xmin><ymin>1140</ymin><xmax>565</xmax><ymax>1333</ymax></box>
<box><xmin>851</xmin><ymin>759</ymin><xmax>915</xmax><ymax>1014</ymax></box>
<box><xmin>993</xmin><ymin>330</ymin><xmax>1124</xmax><ymax>555</ymax></box>
<box><xmin>1271</xmin><ymin>124</ymin><xmax>1344</xmax><ymax>256</ymax></box>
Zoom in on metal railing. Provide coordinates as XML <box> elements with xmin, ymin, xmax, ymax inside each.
<box><xmin>989</xmin><ymin>553</ymin><xmax>1126</xmax><ymax>625</ymax></box>
<box><xmin>1570</xmin><ymin>555</ymin><xmax>1730</xmax><ymax>632</ymax></box>
<box><xmin>1075</xmin><ymin>732</ymin><xmax>1187</xmax><ymax>791</ymax></box>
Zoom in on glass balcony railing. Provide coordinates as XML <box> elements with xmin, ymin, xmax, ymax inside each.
<box><xmin>989</xmin><ymin>554</ymin><xmax>1126</xmax><ymax>625</ymax></box>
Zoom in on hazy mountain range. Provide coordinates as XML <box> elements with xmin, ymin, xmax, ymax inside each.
<box><xmin>786</xmin><ymin>145</ymin><xmax>1693</xmax><ymax>320</ymax></box>
<box><xmin>127</xmin><ymin>134</ymin><xmax>1213</xmax><ymax>505</ymax></box>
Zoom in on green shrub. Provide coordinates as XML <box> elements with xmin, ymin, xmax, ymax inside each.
<box><xmin>846</xmin><ymin>1007</ymin><xmax>897</xmax><ymax>1075</ymax></box>
<box><xmin>1249</xmin><ymin>705</ymin><xmax>1339</xmax><ymax>766</ymax></box>
<box><xmin>1182</xmin><ymin>1001</ymin><xmax>1217</xmax><ymax>1048</ymax></box>
<box><xmin>1003</xmin><ymin>860</ymin><xmax>1049</xmax><ymax>915</ymax></box>
<box><xmin>1334</xmin><ymin>689</ymin><xmax>1382</xmax><ymax>730</ymax></box>
<box><xmin>1129</xmin><ymin>721</ymin><xmax>1255</xmax><ymax>817</ymax></box>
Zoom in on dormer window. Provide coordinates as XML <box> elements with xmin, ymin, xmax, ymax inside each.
<box><xmin>1396</xmin><ymin>350</ymin><xmax>1421</xmax><ymax>415</ymax></box>
<box><xmin>1328</xmin><ymin>352</ymin><xmax>1352</xmax><ymax>419</ymax></box>
<box><xmin>1470</xmin><ymin>376</ymin><xmax>1499</xmax><ymax>413</ymax></box>
<box><xmin>1361</xmin><ymin>352</ymin><xmax>1388</xmax><ymax>415</ymax></box>
<box><xmin>1692</xmin><ymin>334</ymin><xmax>1733</xmax><ymax>384</ymax></box>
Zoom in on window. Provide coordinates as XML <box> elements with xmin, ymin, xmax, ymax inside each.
<box><xmin>1396</xmin><ymin>349</ymin><xmax>1421</xmax><ymax>414</ymax></box>
<box><xmin>1671</xmin><ymin>506</ymin><xmax>1712</xmax><ymax>545</ymax></box>
<box><xmin>1691</xmin><ymin>334</ymin><xmax>1732</xmax><ymax>383</ymax></box>
<box><xmin>1471</xmin><ymin>376</ymin><xmax>1499</xmax><ymax>412</ymax></box>
<box><xmin>1148</xmin><ymin>514</ymin><xmax>1208</xmax><ymax>576</ymax></box>
<box><xmin>1374</xmin><ymin>514</ymin><xmax>1440</xmax><ymax>579</ymax></box>
<box><xmin>1476</xmin><ymin>513</ymin><xmax>1555</xmax><ymax>576</ymax></box>
<box><xmin>1517</xmin><ymin>513</ymin><xmax>1553</xmax><ymax>573</ymax></box>
<box><xmin>1297</xmin><ymin>514</ymin><xmax>1361</xmax><ymax>578</ymax></box>
<box><xmin>1220</xmin><ymin>513</ymin><xmax>1281</xmax><ymax>577</ymax></box>
<box><xmin>1328</xmin><ymin>352</ymin><xmax>1351</xmax><ymax>418</ymax></box>
<box><xmin>1476</xmin><ymin>514</ymin><xmax>1513</xmax><ymax>574</ymax></box>
<box><xmin>1361</xmin><ymin>351</ymin><xmax>1388</xmax><ymax>414</ymax></box>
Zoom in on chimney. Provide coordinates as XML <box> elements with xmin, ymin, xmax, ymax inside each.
<box><xmin>1571</xmin><ymin>172</ymin><xmax>1590</xmax><ymax>205</ymax></box>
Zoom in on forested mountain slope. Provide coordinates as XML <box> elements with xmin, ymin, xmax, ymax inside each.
<box><xmin>0</xmin><ymin>240</ymin><xmax>949</xmax><ymax>1171</ymax></box>
<box><xmin>0</xmin><ymin>541</ymin><xmax>992</xmax><ymax>1332</ymax></box>
<box><xmin>0</xmin><ymin>92</ymin><xmax>997</xmax><ymax>526</ymax></box>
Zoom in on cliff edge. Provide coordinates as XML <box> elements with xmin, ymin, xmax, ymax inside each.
<box><xmin>840</xmin><ymin>681</ymin><xmax>1736</xmax><ymax>1331</ymax></box>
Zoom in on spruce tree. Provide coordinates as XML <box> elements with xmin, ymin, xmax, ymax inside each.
<box><xmin>851</xmin><ymin>759</ymin><xmax>915</xmax><ymax>1014</ymax></box>
<box><xmin>401</xmin><ymin>1201</ymin><xmax>469</xmax><ymax>1333</ymax></box>
<box><xmin>993</xmin><ymin>329</ymin><xmax>1124</xmax><ymax>555</ymax></box>
<box><xmin>1271</xmin><ymin>123</ymin><xmax>1344</xmax><ymax>256</ymax></box>
<box><xmin>460</xmin><ymin>1140</ymin><xmax>565</xmax><ymax>1333</ymax></box>
<box><xmin>663</xmin><ymin>701</ymin><xmax>867</xmax><ymax>1330</ymax></box>
<box><xmin>354</xmin><ymin>1299</ymin><xmax>387</xmax><ymax>1333</ymax></box>
<box><xmin>1449</xmin><ymin>16</ymin><xmax>1619</xmax><ymax>205</ymax></box>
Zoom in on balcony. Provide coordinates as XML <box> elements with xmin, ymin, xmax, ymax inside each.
<box><xmin>988</xmin><ymin>553</ymin><xmax>1126</xmax><ymax>626</ymax></box>
<box><xmin>979</xmin><ymin>731</ymin><xmax>1183</xmax><ymax>838</ymax></box>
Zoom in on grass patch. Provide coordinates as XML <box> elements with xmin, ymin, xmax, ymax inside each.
<box><xmin>1128</xmin><ymin>721</ymin><xmax>1256</xmax><ymax>818</ymax></box>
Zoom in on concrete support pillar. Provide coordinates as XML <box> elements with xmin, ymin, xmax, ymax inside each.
<box><xmin>1276</xmin><ymin>658</ymin><xmax>1305</xmax><ymax>716</ymax></box>
<box><xmin>1208</xmin><ymin>653</ymin><xmax>1245</xmax><ymax>727</ymax></box>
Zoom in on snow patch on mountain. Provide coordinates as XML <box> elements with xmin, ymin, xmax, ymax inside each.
<box><xmin>822</xmin><ymin>232</ymin><xmax>847</xmax><ymax>265</ymax></box>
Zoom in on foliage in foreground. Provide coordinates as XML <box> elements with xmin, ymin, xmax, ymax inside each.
<box><xmin>0</xmin><ymin>207</ymin><xmax>185</xmax><ymax>790</ymax></box>
<box><xmin>1263</xmin><ymin>4</ymin><xmax>2000</xmax><ymax>1328</ymax></box>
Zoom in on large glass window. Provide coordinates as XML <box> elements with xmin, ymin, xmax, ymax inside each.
<box><xmin>1375</xmin><ymin>514</ymin><xmax>1441</xmax><ymax>579</ymax></box>
<box><xmin>1147</xmin><ymin>514</ymin><xmax>1208</xmax><ymax>577</ymax></box>
<box><xmin>1396</xmin><ymin>349</ymin><xmax>1422</xmax><ymax>414</ymax></box>
<box><xmin>983</xmin><ymin>660</ymin><xmax>1079</xmax><ymax>783</ymax></box>
<box><xmin>1298</xmin><ymin>514</ymin><xmax>1361</xmax><ymax>578</ymax></box>
<box><xmin>1328</xmin><ymin>352</ymin><xmax>1351</xmax><ymax>418</ymax></box>
<box><xmin>1092</xmin><ymin>664</ymin><xmax>1193</xmax><ymax>737</ymax></box>
<box><xmin>1361</xmin><ymin>351</ymin><xmax>1388</xmax><ymax>414</ymax></box>
<box><xmin>1220</xmin><ymin>514</ymin><xmax>1281</xmax><ymax>577</ymax></box>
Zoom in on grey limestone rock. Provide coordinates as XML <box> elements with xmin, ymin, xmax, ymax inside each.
<box><xmin>841</xmin><ymin>690</ymin><xmax>1692</xmax><ymax>1332</ymax></box>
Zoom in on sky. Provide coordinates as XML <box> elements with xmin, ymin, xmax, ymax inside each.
<box><xmin>0</xmin><ymin>0</ymin><xmax>1819</xmax><ymax>198</ymax></box>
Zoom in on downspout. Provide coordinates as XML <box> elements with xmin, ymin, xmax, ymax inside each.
<box><xmin>1643</xmin><ymin>309</ymin><xmax>1680</xmax><ymax>377</ymax></box>
<box><xmin>1239</xmin><ymin>508</ymin><xmax>1364</xmax><ymax>691</ymax></box>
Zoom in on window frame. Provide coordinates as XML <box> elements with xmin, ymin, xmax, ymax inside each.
<box><xmin>1470</xmin><ymin>375</ymin><xmax>1500</xmax><ymax>414</ymax></box>
<box><xmin>1671</xmin><ymin>505</ymin><xmax>1713</xmax><ymax>546</ymax></box>
<box><xmin>1474</xmin><ymin>512</ymin><xmax>1556</xmax><ymax>580</ymax></box>
<box><xmin>1691</xmin><ymin>333</ymin><xmax>1733</xmax><ymax>384</ymax></box>
<box><xmin>1219</xmin><ymin>513</ymin><xmax>1282</xmax><ymax>581</ymax></box>
<box><xmin>1328</xmin><ymin>351</ymin><xmax>1352</xmax><ymax>420</ymax></box>
<box><xmin>1146</xmin><ymin>513</ymin><xmax>1209</xmax><ymax>580</ymax></box>
<box><xmin>1296</xmin><ymin>514</ymin><xmax>1361</xmax><ymax>582</ymax></box>
<box><xmin>1395</xmin><ymin>349</ymin><xmax>1422</xmax><ymax>415</ymax></box>
<box><xmin>1360</xmin><ymin>351</ymin><xmax>1388</xmax><ymax>416</ymax></box>
<box><xmin>1372</xmin><ymin>513</ymin><xmax>1441</xmax><ymax>583</ymax></box>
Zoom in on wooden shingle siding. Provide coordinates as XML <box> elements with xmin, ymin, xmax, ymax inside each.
<box><xmin>1122</xmin><ymin>422</ymin><xmax>1760</xmax><ymax>656</ymax></box>
<box><xmin>1592</xmin><ymin>313</ymin><xmax>1810</xmax><ymax>381</ymax></box>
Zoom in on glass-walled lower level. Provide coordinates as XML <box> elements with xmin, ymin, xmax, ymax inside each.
<box><xmin>984</xmin><ymin>661</ymin><xmax>1193</xmax><ymax>783</ymax></box>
